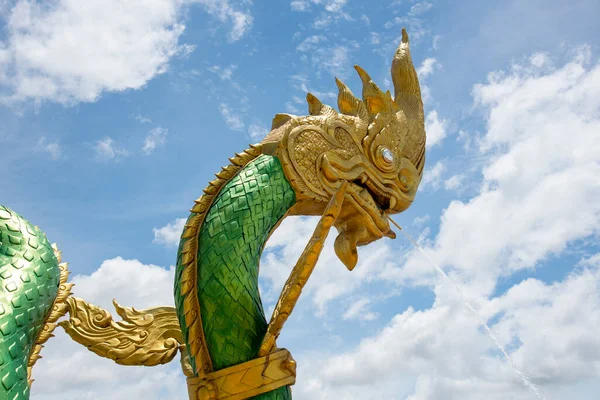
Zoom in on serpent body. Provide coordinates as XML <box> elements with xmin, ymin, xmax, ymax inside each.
<box><xmin>0</xmin><ymin>206</ymin><xmax>62</xmax><ymax>400</ymax></box>
<box><xmin>175</xmin><ymin>154</ymin><xmax>296</xmax><ymax>399</ymax></box>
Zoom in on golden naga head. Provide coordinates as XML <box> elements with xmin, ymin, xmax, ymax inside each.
<box><xmin>263</xmin><ymin>28</ymin><xmax>426</xmax><ymax>270</ymax></box>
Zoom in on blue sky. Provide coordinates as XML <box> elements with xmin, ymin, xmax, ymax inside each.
<box><xmin>1</xmin><ymin>0</ymin><xmax>600</xmax><ymax>399</ymax></box>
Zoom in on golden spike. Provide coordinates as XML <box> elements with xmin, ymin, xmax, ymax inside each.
<box><xmin>391</xmin><ymin>27</ymin><xmax>424</xmax><ymax>120</ymax></box>
<box><xmin>307</xmin><ymin>92</ymin><xmax>338</xmax><ymax>118</ymax></box>
<box><xmin>335</xmin><ymin>77</ymin><xmax>365</xmax><ymax>118</ymax></box>
<box><xmin>271</xmin><ymin>113</ymin><xmax>295</xmax><ymax>130</ymax></box>
<box><xmin>354</xmin><ymin>65</ymin><xmax>388</xmax><ymax>115</ymax></box>
<box><xmin>306</xmin><ymin>92</ymin><xmax>322</xmax><ymax>115</ymax></box>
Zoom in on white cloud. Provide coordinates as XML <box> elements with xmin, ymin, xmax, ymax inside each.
<box><xmin>289</xmin><ymin>75</ymin><xmax>336</xmax><ymax>101</ymax></box>
<box><xmin>444</xmin><ymin>174</ymin><xmax>465</xmax><ymax>191</ymax></box>
<box><xmin>323</xmin><ymin>0</ymin><xmax>347</xmax><ymax>13</ymax></box>
<box><xmin>296</xmin><ymin>256</ymin><xmax>600</xmax><ymax>399</ymax></box>
<box><xmin>290</xmin><ymin>0</ymin><xmax>311</xmax><ymax>12</ymax></box>
<box><xmin>297</xmin><ymin>43</ymin><xmax>352</xmax><ymax>77</ymax></box>
<box><xmin>37</xmin><ymin>137</ymin><xmax>62</xmax><ymax>160</ymax></box>
<box><xmin>425</xmin><ymin>110</ymin><xmax>448</xmax><ymax>148</ymax></box>
<box><xmin>142</xmin><ymin>127</ymin><xmax>168</xmax><ymax>154</ymax></box>
<box><xmin>0</xmin><ymin>0</ymin><xmax>252</xmax><ymax>105</ymax></box>
<box><xmin>134</xmin><ymin>114</ymin><xmax>153</xmax><ymax>124</ymax></box>
<box><xmin>207</xmin><ymin>64</ymin><xmax>237</xmax><ymax>81</ymax></box>
<box><xmin>93</xmin><ymin>137</ymin><xmax>129</xmax><ymax>161</ymax></box>
<box><xmin>342</xmin><ymin>297</ymin><xmax>379</xmax><ymax>321</ymax></box>
<box><xmin>529</xmin><ymin>52</ymin><xmax>551</xmax><ymax>68</ymax></box>
<box><xmin>409</xmin><ymin>1</ymin><xmax>433</xmax><ymax>16</ymax></box>
<box><xmin>290</xmin><ymin>0</ymin><xmax>348</xmax><ymax>13</ymax></box>
<box><xmin>193</xmin><ymin>0</ymin><xmax>253</xmax><ymax>42</ymax></box>
<box><xmin>248</xmin><ymin>123</ymin><xmax>269</xmax><ymax>141</ymax></box>
<box><xmin>399</xmin><ymin>47</ymin><xmax>600</xmax><ymax>288</ymax></box>
<box><xmin>420</xmin><ymin>160</ymin><xmax>446</xmax><ymax>190</ymax></box>
<box><xmin>153</xmin><ymin>218</ymin><xmax>186</xmax><ymax>248</ymax></box>
<box><xmin>288</xmin><ymin>47</ymin><xmax>600</xmax><ymax>399</ymax></box>
<box><xmin>261</xmin><ymin>216</ymin><xmax>400</xmax><ymax>316</ymax></box>
<box><xmin>219</xmin><ymin>103</ymin><xmax>245</xmax><ymax>131</ymax></box>
<box><xmin>370</xmin><ymin>32</ymin><xmax>381</xmax><ymax>45</ymax></box>
<box><xmin>412</xmin><ymin>214</ymin><xmax>431</xmax><ymax>228</ymax></box>
<box><xmin>431</xmin><ymin>34</ymin><xmax>442</xmax><ymax>50</ymax></box>
<box><xmin>296</xmin><ymin>35</ymin><xmax>327</xmax><ymax>52</ymax></box>
<box><xmin>289</xmin><ymin>0</ymin><xmax>351</xmax><ymax>28</ymax></box>
<box><xmin>417</xmin><ymin>57</ymin><xmax>440</xmax><ymax>78</ymax></box>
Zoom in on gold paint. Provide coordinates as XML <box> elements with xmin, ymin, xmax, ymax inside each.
<box><xmin>27</xmin><ymin>243</ymin><xmax>74</xmax><ymax>385</ymax></box>
<box><xmin>262</xmin><ymin>28</ymin><xmax>426</xmax><ymax>270</ymax></box>
<box><xmin>186</xmin><ymin>349</ymin><xmax>296</xmax><ymax>400</ymax></box>
<box><xmin>60</xmin><ymin>297</ymin><xmax>184</xmax><ymax>366</ymax></box>
<box><xmin>258</xmin><ymin>182</ymin><xmax>348</xmax><ymax>357</ymax></box>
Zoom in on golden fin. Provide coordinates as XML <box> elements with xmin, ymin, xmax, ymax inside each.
<box><xmin>59</xmin><ymin>297</ymin><xmax>183</xmax><ymax>367</ymax></box>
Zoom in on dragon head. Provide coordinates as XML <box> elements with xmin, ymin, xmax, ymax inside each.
<box><xmin>262</xmin><ymin>28</ymin><xmax>426</xmax><ymax>270</ymax></box>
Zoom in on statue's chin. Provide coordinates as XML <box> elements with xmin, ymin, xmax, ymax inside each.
<box><xmin>334</xmin><ymin>229</ymin><xmax>360</xmax><ymax>271</ymax></box>
<box><xmin>334</xmin><ymin>216</ymin><xmax>394</xmax><ymax>271</ymax></box>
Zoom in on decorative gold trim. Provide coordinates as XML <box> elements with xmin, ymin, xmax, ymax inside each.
<box><xmin>27</xmin><ymin>243</ymin><xmax>74</xmax><ymax>385</ymax></box>
<box><xmin>186</xmin><ymin>349</ymin><xmax>296</xmax><ymax>400</ymax></box>
<box><xmin>258</xmin><ymin>182</ymin><xmax>348</xmax><ymax>356</ymax></box>
<box><xmin>60</xmin><ymin>297</ymin><xmax>184</xmax><ymax>366</ymax></box>
<box><xmin>179</xmin><ymin>144</ymin><xmax>265</xmax><ymax>377</ymax></box>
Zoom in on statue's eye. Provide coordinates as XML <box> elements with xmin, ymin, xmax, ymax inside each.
<box><xmin>375</xmin><ymin>146</ymin><xmax>396</xmax><ymax>172</ymax></box>
<box><xmin>381</xmin><ymin>147</ymin><xmax>394</xmax><ymax>164</ymax></box>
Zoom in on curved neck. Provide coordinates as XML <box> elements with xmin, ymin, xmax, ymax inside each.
<box><xmin>196</xmin><ymin>154</ymin><xmax>295</xmax><ymax>373</ymax></box>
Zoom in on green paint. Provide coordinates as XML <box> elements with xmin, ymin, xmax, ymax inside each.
<box><xmin>0</xmin><ymin>206</ymin><xmax>60</xmax><ymax>400</ymax></box>
<box><xmin>175</xmin><ymin>155</ymin><xmax>296</xmax><ymax>400</ymax></box>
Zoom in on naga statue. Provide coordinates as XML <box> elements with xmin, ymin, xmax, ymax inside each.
<box><xmin>0</xmin><ymin>28</ymin><xmax>425</xmax><ymax>400</ymax></box>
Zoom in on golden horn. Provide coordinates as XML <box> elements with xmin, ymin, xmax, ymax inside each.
<box><xmin>391</xmin><ymin>27</ymin><xmax>424</xmax><ymax>120</ymax></box>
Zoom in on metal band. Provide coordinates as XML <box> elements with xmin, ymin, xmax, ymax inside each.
<box><xmin>187</xmin><ymin>349</ymin><xmax>296</xmax><ymax>400</ymax></box>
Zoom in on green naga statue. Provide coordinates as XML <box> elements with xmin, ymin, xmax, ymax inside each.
<box><xmin>0</xmin><ymin>29</ymin><xmax>425</xmax><ymax>400</ymax></box>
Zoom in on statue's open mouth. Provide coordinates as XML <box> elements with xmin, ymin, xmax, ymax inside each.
<box><xmin>318</xmin><ymin>152</ymin><xmax>421</xmax><ymax>270</ymax></box>
<box><xmin>346</xmin><ymin>178</ymin><xmax>393</xmax><ymax>236</ymax></box>
<box><xmin>320</xmin><ymin>153</ymin><xmax>416</xmax><ymax>236</ymax></box>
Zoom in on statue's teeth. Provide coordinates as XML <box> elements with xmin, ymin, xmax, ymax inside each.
<box><xmin>389</xmin><ymin>196</ymin><xmax>397</xmax><ymax>209</ymax></box>
<box><xmin>360</xmin><ymin>189</ymin><xmax>370</xmax><ymax>201</ymax></box>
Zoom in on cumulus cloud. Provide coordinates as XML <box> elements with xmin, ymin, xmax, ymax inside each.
<box><xmin>443</xmin><ymin>174</ymin><xmax>465</xmax><ymax>191</ymax></box>
<box><xmin>296</xmin><ymin>37</ymin><xmax>353</xmax><ymax>78</ymax></box>
<box><xmin>425</xmin><ymin>110</ymin><xmax>448</xmax><ymax>148</ymax></box>
<box><xmin>93</xmin><ymin>137</ymin><xmax>129</xmax><ymax>161</ymax></box>
<box><xmin>289</xmin><ymin>0</ymin><xmax>351</xmax><ymax>29</ymax></box>
<box><xmin>219</xmin><ymin>103</ymin><xmax>245</xmax><ymax>131</ymax></box>
<box><xmin>36</xmin><ymin>137</ymin><xmax>62</xmax><ymax>160</ymax></box>
<box><xmin>207</xmin><ymin>64</ymin><xmax>238</xmax><ymax>81</ymax></box>
<box><xmin>417</xmin><ymin>57</ymin><xmax>440</xmax><ymax>78</ymax></box>
<box><xmin>153</xmin><ymin>218</ymin><xmax>186</xmax><ymax>247</ymax></box>
<box><xmin>342</xmin><ymin>297</ymin><xmax>379</xmax><ymax>322</ymax></box>
<box><xmin>248</xmin><ymin>123</ymin><xmax>269</xmax><ymax>141</ymax></box>
<box><xmin>142</xmin><ymin>127</ymin><xmax>168</xmax><ymax>154</ymax></box>
<box><xmin>260</xmin><ymin>216</ymin><xmax>400</xmax><ymax>316</ymax></box>
<box><xmin>0</xmin><ymin>0</ymin><xmax>252</xmax><ymax>105</ymax></box>
<box><xmin>296</xmin><ymin>35</ymin><xmax>327</xmax><ymax>52</ymax></box>
<box><xmin>420</xmin><ymin>160</ymin><xmax>446</xmax><ymax>190</ymax></box>
<box><xmin>290</xmin><ymin>47</ymin><xmax>600</xmax><ymax>399</ymax></box>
